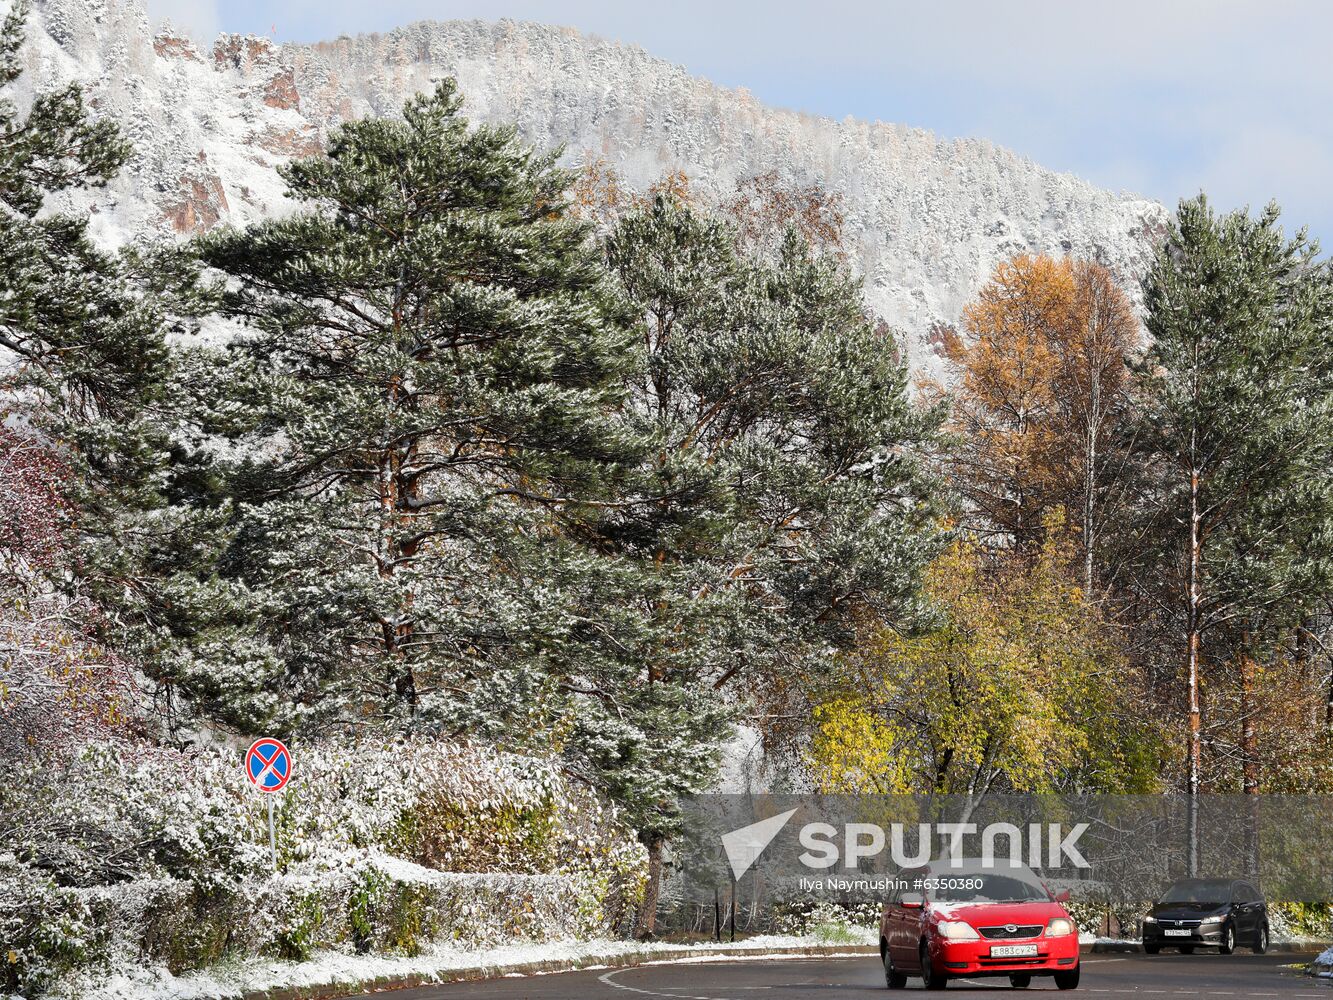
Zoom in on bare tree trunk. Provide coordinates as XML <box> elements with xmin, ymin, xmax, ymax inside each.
<box><xmin>1068</xmin><ymin>260</ymin><xmax>1133</xmax><ymax>599</ymax></box>
<box><xmin>635</xmin><ymin>836</ymin><xmax>664</xmax><ymax>939</ymax></box>
<box><xmin>1239</xmin><ymin>639</ymin><xmax>1259</xmax><ymax>795</ymax></box>
<box><xmin>1327</xmin><ymin>646</ymin><xmax>1333</xmax><ymax>729</ymax></box>
<box><xmin>382</xmin><ymin>263</ymin><xmax>421</xmax><ymax>714</ymax></box>
<box><xmin>1080</xmin><ymin>332</ymin><xmax>1103</xmax><ymax>598</ymax></box>
<box><xmin>1083</xmin><ymin>416</ymin><xmax>1096</xmax><ymax>597</ymax></box>
<box><xmin>1239</xmin><ymin>631</ymin><xmax>1260</xmax><ymax>877</ymax></box>
<box><xmin>377</xmin><ymin>399</ymin><xmax>419</xmax><ymax>713</ymax></box>
<box><xmin>1186</xmin><ymin>457</ymin><xmax>1203</xmax><ymax>877</ymax></box>
<box><xmin>1294</xmin><ymin>622</ymin><xmax>1314</xmax><ymax>727</ymax></box>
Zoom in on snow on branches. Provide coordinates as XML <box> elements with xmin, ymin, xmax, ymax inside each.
<box><xmin>0</xmin><ymin>428</ymin><xmax>134</xmax><ymax>756</ymax></box>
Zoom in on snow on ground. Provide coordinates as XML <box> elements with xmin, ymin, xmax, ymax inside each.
<box><xmin>88</xmin><ymin>935</ymin><xmax>874</xmax><ymax>1000</ymax></box>
<box><xmin>1312</xmin><ymin>944</ymin><xmax>1333</xmax><ymax>977</ymax></box>
<box><xmin>90</xmin><ymin>927</ymin><xmax>1333</xmax><ymax>999</ymax></box>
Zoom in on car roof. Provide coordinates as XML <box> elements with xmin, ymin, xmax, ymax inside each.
<box><xmin>921</xmin><ymin>858</ymin><xmax>1043</xmax><ymax>881</ymax></box>
<box><xmin>1168</xmin><ymin>877</ymin><xmax>1236</xmax><ymax>885</ymax></box>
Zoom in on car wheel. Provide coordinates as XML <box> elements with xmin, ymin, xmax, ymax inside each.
<box><xmin>1252</xmin><ymin>924</ymin><xmax>1269</xmax><ymax>955</ymax></box>
<box><xmin>1219</xmin><ymin>923</ymin><xmax>1235</xmax><ymax>955</ymax></box>
<box><xmin>882</xmin><ymin>943</ymin><xmax>907</xmax><ymax>989</ymax></box>
<box><xmin>1143</xmin><ymin>943</ymin><xmax>1160</xmax><ymax>955</ymax></box>
<box><xmin>1053</xmin><ymin>964</ymin><xmax>1080</xmax><ymax>990</ymax></box>
<box><xmin>921</xmin><ymin>941</ymin><xmax>948</xmax><ymax>990</ymax></box>
<box><xmin>1009</xmin><ymin>973</ymin><xmax>1032</xmax><ymax>988</ymax></box>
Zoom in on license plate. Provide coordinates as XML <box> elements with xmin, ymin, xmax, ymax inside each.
<box><xmin>1164</xmin><ymin>929</ymin><xmax>1192</xmax><ymax>937</ymax></box>
<box><xmin>990</xmin><ymin>944</ymin><xmax>1039</xmax><ymax>958</ymax></box>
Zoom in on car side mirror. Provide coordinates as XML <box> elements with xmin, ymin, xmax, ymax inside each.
<box><xmin>1054</xmin><ymin>890</ymin><xmax>1070</xmax><ymax>903</ymax></box>
<box><xmin>900</xmin><ymin>892</ymin><xmax>924</xmax><ymax>909</ymax></box>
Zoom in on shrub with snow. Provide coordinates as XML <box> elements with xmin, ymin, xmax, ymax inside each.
<box><xmin>0</xmin><ymin>738</ymin><xmax>646</xmax><ymax>996</ymax></box>
<box><xmin>1269</xmin><ymin>901</ymin><xmax>1333</xmax><ymax>943</ymax></box>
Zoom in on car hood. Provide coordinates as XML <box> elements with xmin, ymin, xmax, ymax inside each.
<box><xmin>1150</xmin><ymin>901</ymin><xmax>1227</xmax><ymax>920</ymax></box>
<box><xmin>928</xmin><ymin>900</ymin><xmax>1064</xmax><ymax>927</ymax></box>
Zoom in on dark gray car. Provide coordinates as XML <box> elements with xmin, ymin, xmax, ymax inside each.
<box><xmin>1141</xmin><ymin>878</ymin><xmax>1269</xmax><ymax>955</ymax></box>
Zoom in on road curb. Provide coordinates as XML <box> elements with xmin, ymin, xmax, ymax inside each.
<box><xmin>1087</xmin><ymin>940</ymin><xmax>1326</xmax><ymax>955</ymax></box>
<box><xmin>233</xmin><ymin>939</ymin><xmax>1333</xmax><ymax>1000</ymax></box>
<box><xmin>237</xmin><ymin>944</ymin><xmax>879</xmax><ymax>1000</ymax></box>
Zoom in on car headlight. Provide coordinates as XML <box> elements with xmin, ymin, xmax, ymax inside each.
<box><xmin>1046</xmin><ymin>917</ymin><xmax>1076</xmax><ymax>937</ymax></box>
<box><xmin>1200</xmin><ymin>914</ymin><xmax>1224</xmax><ymax>924</ymax></box>
<box><xmin>1142</xmin><ymin>915</ymin><xmax>1157</xmax><ymax>924</ymax></box>
<box><xmin>936</xmin><ymin>921</ymin><xmax>980</xmax><ymax>941</ymax></box>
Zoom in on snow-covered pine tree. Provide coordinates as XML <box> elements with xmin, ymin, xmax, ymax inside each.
<box><xmin>198</xmin><ymin>80</ymin><xmax>641</xmax><ymax>729</ymax></box>
<box><xmin>0</xmin><ymin>0</ymin><xmax>145</xmax><ymax>474</ymax></box>
<box><xmin>0</xmin><ymin>0</ymin><xmax>222</xmax><ymax>733</ymax></box>
<box><xmin>601</xmin><ymin>196</ymin><xmax>944</xmax><ymax>932</ymax></box>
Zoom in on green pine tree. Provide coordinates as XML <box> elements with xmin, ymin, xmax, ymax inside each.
<box><xmin>1131</xmin><ymin>195</ymin><xmax>1333</xmax><ymax>871</ymax></box>
<box><xmin>197</xmin><ymin>80</ymin><xmax>642</xmax><ymax>729</ymax></box>
<box><xmin>0</xmin><ymin>0</ymin><xmax>138</xmax><ymax>441</ymax></box>
<box><xmin>0</xmin><ymin>0</ymin><xmax>224</xmax><ymax>724</ymax></box>
<box><xmin>600</xmin><ymin>196</ymin><xmax>944</xmax><ymax>931</ymax></box>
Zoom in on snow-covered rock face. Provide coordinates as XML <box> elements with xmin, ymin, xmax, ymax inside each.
<box><xmin>17</xmin><ymin>0</ymin><xmax>1168</xmax><ymax>374</ymax></box>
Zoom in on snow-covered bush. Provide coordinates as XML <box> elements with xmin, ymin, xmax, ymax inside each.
<box><xmin>770</xmin><ymin>897</ymin><xmax>879</xmax><ymax>943</ymax></box>
<box><xmin>1269</xmin><ymin>901</ymin><xmax>1333</xmax><ymax>942</ymax></box>
<box><xmin>252</xmin><ymin>856</ymin><xmax>620</xmax><ymax>953</ymax></box>
<box><xmin>1</xmin><ymin>738</ymin><xmax>643</xmax><ymax>888</ymax></box>
<box><xmin>0</xmin><ymin>738</ymin><xmax>647</xmax><ymax>996</ymax></box>
<box><xmin>0</xmin><ymin>430</ymin><xmax>137</xmax><ymax>761</ymax></box>
<box><xmin>768</xmin><ymin>891</ymin><xmax>881</xmax><ymax>940</ymax></box>
<box><xmin>2</xmin><ymin>856</ymin><xmax>637</xmax><ymax>996</ymax></box>
<box><xmin>2</xmin><ymin>741</ymin><xmax>267</xmax><ymax>890</ymax></box>
<box><xmin>1059</xmin><ymin>893</ymin><xmax>1148</xmax><ymax>938</ymax></box>
<box><xmin>0</xmin><ymin>860</ymin><xmax>108</xmax><ymax>997</ymax></box>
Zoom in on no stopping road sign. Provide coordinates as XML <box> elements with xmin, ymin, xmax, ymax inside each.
<box><xmin>244</xmin><ymin>737</ymin><xmax>292</xmax><ymax>793</ymax></box>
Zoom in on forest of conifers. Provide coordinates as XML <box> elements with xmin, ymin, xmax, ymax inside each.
<box><xmin>3</xmin><ymin>0</ymin><xmax>1333</xmax><ymax>947</ymax></box>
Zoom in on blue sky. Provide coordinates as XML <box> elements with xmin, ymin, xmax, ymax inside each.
<box><xmin>147</xmin><ymin>0</ymin><xmax>1333</xmax><ymax>248</ymax></box>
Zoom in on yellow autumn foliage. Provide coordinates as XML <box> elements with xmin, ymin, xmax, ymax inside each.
<box><xmin>809</xmin><ymin>515</ymin><xmax>1163</xmax><ymax>796</ymax></box>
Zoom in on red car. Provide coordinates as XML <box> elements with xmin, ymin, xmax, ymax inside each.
<box><xmin>879</xmin><ymin>859</ymin><xmax>1081</xmax><ymax>990</ymax></box>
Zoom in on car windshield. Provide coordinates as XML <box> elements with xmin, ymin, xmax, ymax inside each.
<box><xmin>929</xmin><ymin>873</ymin><xmax>1049</xmax><ymax>903</ymax></box>
<box><xmin>1160</xmin><ymin>879</ymin><xmax>1231</xmax><ymax>904</ymax></box>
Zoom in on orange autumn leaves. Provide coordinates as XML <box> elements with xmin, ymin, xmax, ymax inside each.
<box><xmin>933</xmin><ymin>255</ymin><xmax>1139</xmax><ymax>579</ymax></box>
<box><xmin>805</xmin><ymin>256</ymin><xmax>1154</xmax><ymax>797</ymax></box>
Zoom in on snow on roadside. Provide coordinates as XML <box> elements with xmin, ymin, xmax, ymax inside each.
<box><xmin>1079</xmin><ymin>933</ymin><xmax>1137</xmax><ymax>946</ymax></box>
<box><xmin>88</xmin><ymin>935</ymin><xmax>874</xmax><ymax>1000</ymax></box>
<box><xmin>1312</xmin><ymin>945</ymin><xmax>1333</xmax><ymax>978</ymax></box>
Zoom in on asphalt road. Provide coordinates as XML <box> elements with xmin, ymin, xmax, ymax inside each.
<box><xmin>378</xmin><ymin>952</ymin><xmax>1327</xmax><ymax>999</ymax></box>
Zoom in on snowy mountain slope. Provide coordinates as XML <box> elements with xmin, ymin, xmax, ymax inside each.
<box><xmin>15</xmin><ymin>0</ymin><xmax>1168</xmax><ymax>372</ymax></box>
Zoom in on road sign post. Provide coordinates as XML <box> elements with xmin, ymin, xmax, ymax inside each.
<box><xmin>267</xmin><ymin>797</ymin><xmax>276</xmax><ymax>869</ymax></box>
<box><xmin>243</xmin><ymin>737</ymin><xmax>292</xmax><ymax>872</ymax></box>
